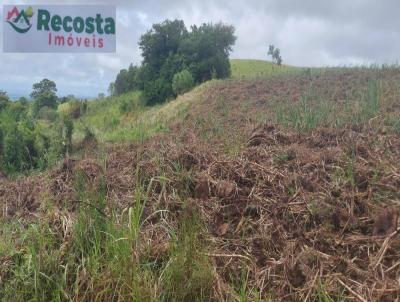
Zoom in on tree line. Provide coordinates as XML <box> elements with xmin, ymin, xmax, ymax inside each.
<box><xmin>110</xmin><ymin>19</ymin><xmax>236</xmax><ymax>105</ymax></box>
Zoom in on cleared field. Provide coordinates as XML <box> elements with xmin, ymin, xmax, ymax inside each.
<box><xmin>1</xmin><ymin>66</ymin><xmax>400</xmax><ymax>301</ymax></box>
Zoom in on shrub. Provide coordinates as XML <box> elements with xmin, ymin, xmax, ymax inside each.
<box><xmin>1</xmin><ymin>122</ymin><xmax>36</xmax><ymax>173</ymax></box>
<box><xmin>67</xmin><ymin>101</ymin><xmax>82</xmax><ymax>119</ymax></box>
<box><xmin>172</xmin><ymin>69</ymin><xmax>195</xmax><ymax>96</ymax></box>
<box><xmin>119</xmin><ymin>95</ymin><xmax>143</xmax><ymax>113</ymax></box>
<box><xmin>59</xmin><ymin>100</ymin><xmax>87</xmax><ymax>119</ymax></box>
<box><xmin>36</xmin><ymin>106</ymin><xmax>58</xmax><ymax>121</ymax></box>
<box><xmin>143</xmin><ymin>78</ymin><xmax>173</xmax><ymax>106</ymax></box>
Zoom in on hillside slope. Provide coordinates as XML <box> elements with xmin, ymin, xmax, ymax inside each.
<box><xmin>1</xmin><ymin>67</ymin><xmax>400</xmax><ymax>301</ymax></box>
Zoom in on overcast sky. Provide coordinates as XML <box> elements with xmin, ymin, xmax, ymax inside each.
<box><xmin>1</xmin><ymin>0</ymin><xmax>399</xmax><ymax>98</ymax></box>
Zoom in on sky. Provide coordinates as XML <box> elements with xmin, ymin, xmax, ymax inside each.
<box><xmin>1</xmin><ymin>0</ymin><xmax>399</xmax><ymax>98</ymax></box>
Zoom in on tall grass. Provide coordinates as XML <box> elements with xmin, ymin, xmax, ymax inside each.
<box><xmin>275</xmin><ymin>94</ymin><xmax>334</xmax><ymax>131</ymax></box>
<box><xmin>0</xmin><ymin>163</ymin><xmax>214</xmax><ymax>301</ymax></box>
<box><xmin>72</xmin><ymin>88</ymin><xmax>194</xmax><ymax>143</ymax></box>
<box><xmin>273</xmin><ymin>79</ymin><xmax>382</xmax><ymax>131</ymax></box>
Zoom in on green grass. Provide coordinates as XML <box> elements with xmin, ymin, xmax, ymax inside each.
<box><xmin>272</xmin><ymin>79</ymin><xmax>383</xmax><ymax>132</ymax></box>
<box><xmin>230</xmin><ymin>59</ymin><xmax>298</xmax><ymax>79</ymax></box>
<box><xmin>72</xmin><ymin>83</ymin><xmax>210</xmax><ymax>144</ymax></box>
<box><xmin>0</xmin><ymin>165</ymin><xmax>214</xmax><ymax>301</ymax></box>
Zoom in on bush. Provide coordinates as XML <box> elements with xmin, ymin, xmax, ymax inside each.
<box><xmin>67</xmin><ymin>101</ymin><xmax>82</xmax><ymax>119</ymax></box>
<box><xmin>119</xmin><ymin>94</ymin><xmax>144</xmax><ymax>113</ymax></box>
<box><xmin>36</xmin><ymin>106</ymin><xmax>58</xmax><ymax>121</ymax></box>
<box><xmin>59</xmin><ymin>100</ymin><xmax>88</xmax><ymax>119</ymax></box>
<box><xmin>1</xmin><ymin>121</ymin><xmax>36</xmax><ymax>173</ymax></box>
<box><xmin>172</xmin><ymin>70</ymin><xmax>195</xmax><ymax>96</ymax></box>
<box><xmin>143</xmin><ymin>78</ymin><xmax>173</xmax><ymax>106</ymax></box>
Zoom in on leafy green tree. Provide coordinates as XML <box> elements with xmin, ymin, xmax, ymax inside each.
<box><xmin>139</xmin><ymin>20</ymin><xmax>188</xmax><ymax>73</ymax></box>
<box><xmin>268</xmin><ymin>45</ymin><xmax>283</xmax><ymax>66</ymax></box>
<box><xmin>182</xmin><ymin>23</ymin><xmax>236</xmax><ymax>82</ymax></box>
<box><xmin>30</xmin><ymin>79</ymin><xmax>58</xmax><ymax>116</ymax></box>
<box><xmin>172</xmin><ymin>69</ymin><xmax>194</xmax><ymax>95</ymax></box>
<box><xmin>114</xmin><ymin>64</ymin><xmax>143</xmax><ymax>95</ymax></box>
<box><xmin>30</xmin><ymin>79</ymin><xmax>57</xmax><ymax>99</ymax></box>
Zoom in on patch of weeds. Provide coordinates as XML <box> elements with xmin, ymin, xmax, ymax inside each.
<box><xmin>1</xmin><ymin>218</ymin><xmax>67</xmax><ymax>301</ymax></box>
<box><xmin>384</xmin><ymin>115</ymin><xmax>400</xmax><ymax>133</ymax></box>
<box><xmin>360</xmin><ymin>80</ymin><xmax>380</xmax><ymax>119</ymax></box>
<box><xmin>316</xmin><ymin>281</ymin><xmax>334</xmax><ymax>302</ymax></box>
<box><xmin>344</xmin><ymin>157</ymin><xmax>356</xmax><ymax>188</ymax></box>
<box><xmin>274</xmin><ymin>94</ymin><xmax>335</xmax><ymax>132</ymax></box>
<box><xmin>237</xmin><ymin>268</ymin><xmax>250</xmax><ymax>302</ymax></box>
<box><xmin>351</xmin><ymin>80</ymin><xmax>381</xmax><ymax>124</ymax></box>
<box><xmin>161</xmin><ymin>208</ymin><xmax>214</xmax><ymax>302</ymax></box>
<box><xmin>287</xmin><ymin>185</ymin><xmax>297</xmax><ymax>196</ymax></box>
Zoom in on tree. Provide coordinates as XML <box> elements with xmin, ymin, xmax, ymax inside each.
<box><xmin>268</xmin><ymin>45</ymin><xmax>283</xmax><ymax>66</ymax></box>
<box><xmin>30</xmin><ymin>79</ymin><xmax>57</xmax><ymax>99</ymax></box>
<box><xmin>139</xmin><ymin>19</ymin><xmax>188</xmax><ymax>73</ymax></box>
<box><xmin>110</xmin><ymin>19</ymin><xmax>236</xmax><ymax>104</ymax></box>
<box><xmin>138</xmin><ymin>19</ymin><xmax>188</xmax><ymax>104</ymax></box>
<box><xmin>0</xmin><ymin>91</ymin><xmax>10</xmax><ymax>111</ymax></box>
<box><xmin>30</xmin><ymin>79</ymin><xmax>58</xmax><ymax>116</ymax></box>
<box><xmin>114</xmin><ymin>64</ymin><xmax>143</xmax><ymax>95</ymax></box>
<box><xmin>108</xmin><ymin>82</ymin><xmax>115</xmax><ymax>96</ymax></box>
<box><xmin>182</xmin><ymin>22</ymin><xmax>236</xmax><ymax>82</ymax></box>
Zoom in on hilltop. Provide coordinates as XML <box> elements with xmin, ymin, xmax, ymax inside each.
<box><xmin>1</xmin><ymin>63</ymin><xmax>400</xmax><ymax>301</ymax></box>
<box><xmin>230</xmin><ymin>59</ymin><xmax>298</xmax><ymax>78</ymax></box>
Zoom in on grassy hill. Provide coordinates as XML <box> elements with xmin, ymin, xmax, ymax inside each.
<box><xmin>1</xmin><ymin>63</ymin><xmax>400</xmax><ymax>301</ymax></box>
<box><xmin>68</xmin><ymin>83</ymin><xmax>214</xmax><ymax>144</ymax></box>
<box><xmin>68</xmin><ymin>59</ymin><xmax>298</xmax><ymax>145</ymax></box>
<box><xmin>230</xmin><ymin>58</ymin><xmax>298</xmax><ymax>78</ymax></box>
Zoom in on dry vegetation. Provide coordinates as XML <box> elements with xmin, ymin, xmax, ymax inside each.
<box><xmin>1</xmin><ymin>66</ymin><xmax>400</xmax><ymax>301</ymax></box>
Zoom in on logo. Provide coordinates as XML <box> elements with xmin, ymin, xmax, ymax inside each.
<box><xmin>6</xmin><ymin>6</ymin><xmax>34</xmax><ymax>33</ymax></box>
<box><xmin>3</xmin><ymin>5</ymin><xmax>116</xmax><ymax>53</ymax></box>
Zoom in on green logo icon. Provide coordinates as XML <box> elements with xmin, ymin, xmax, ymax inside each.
<box><xmin>6</xmin><ymin>6</ymin><xmax>34</xmax><ymax>33</ymax></box>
